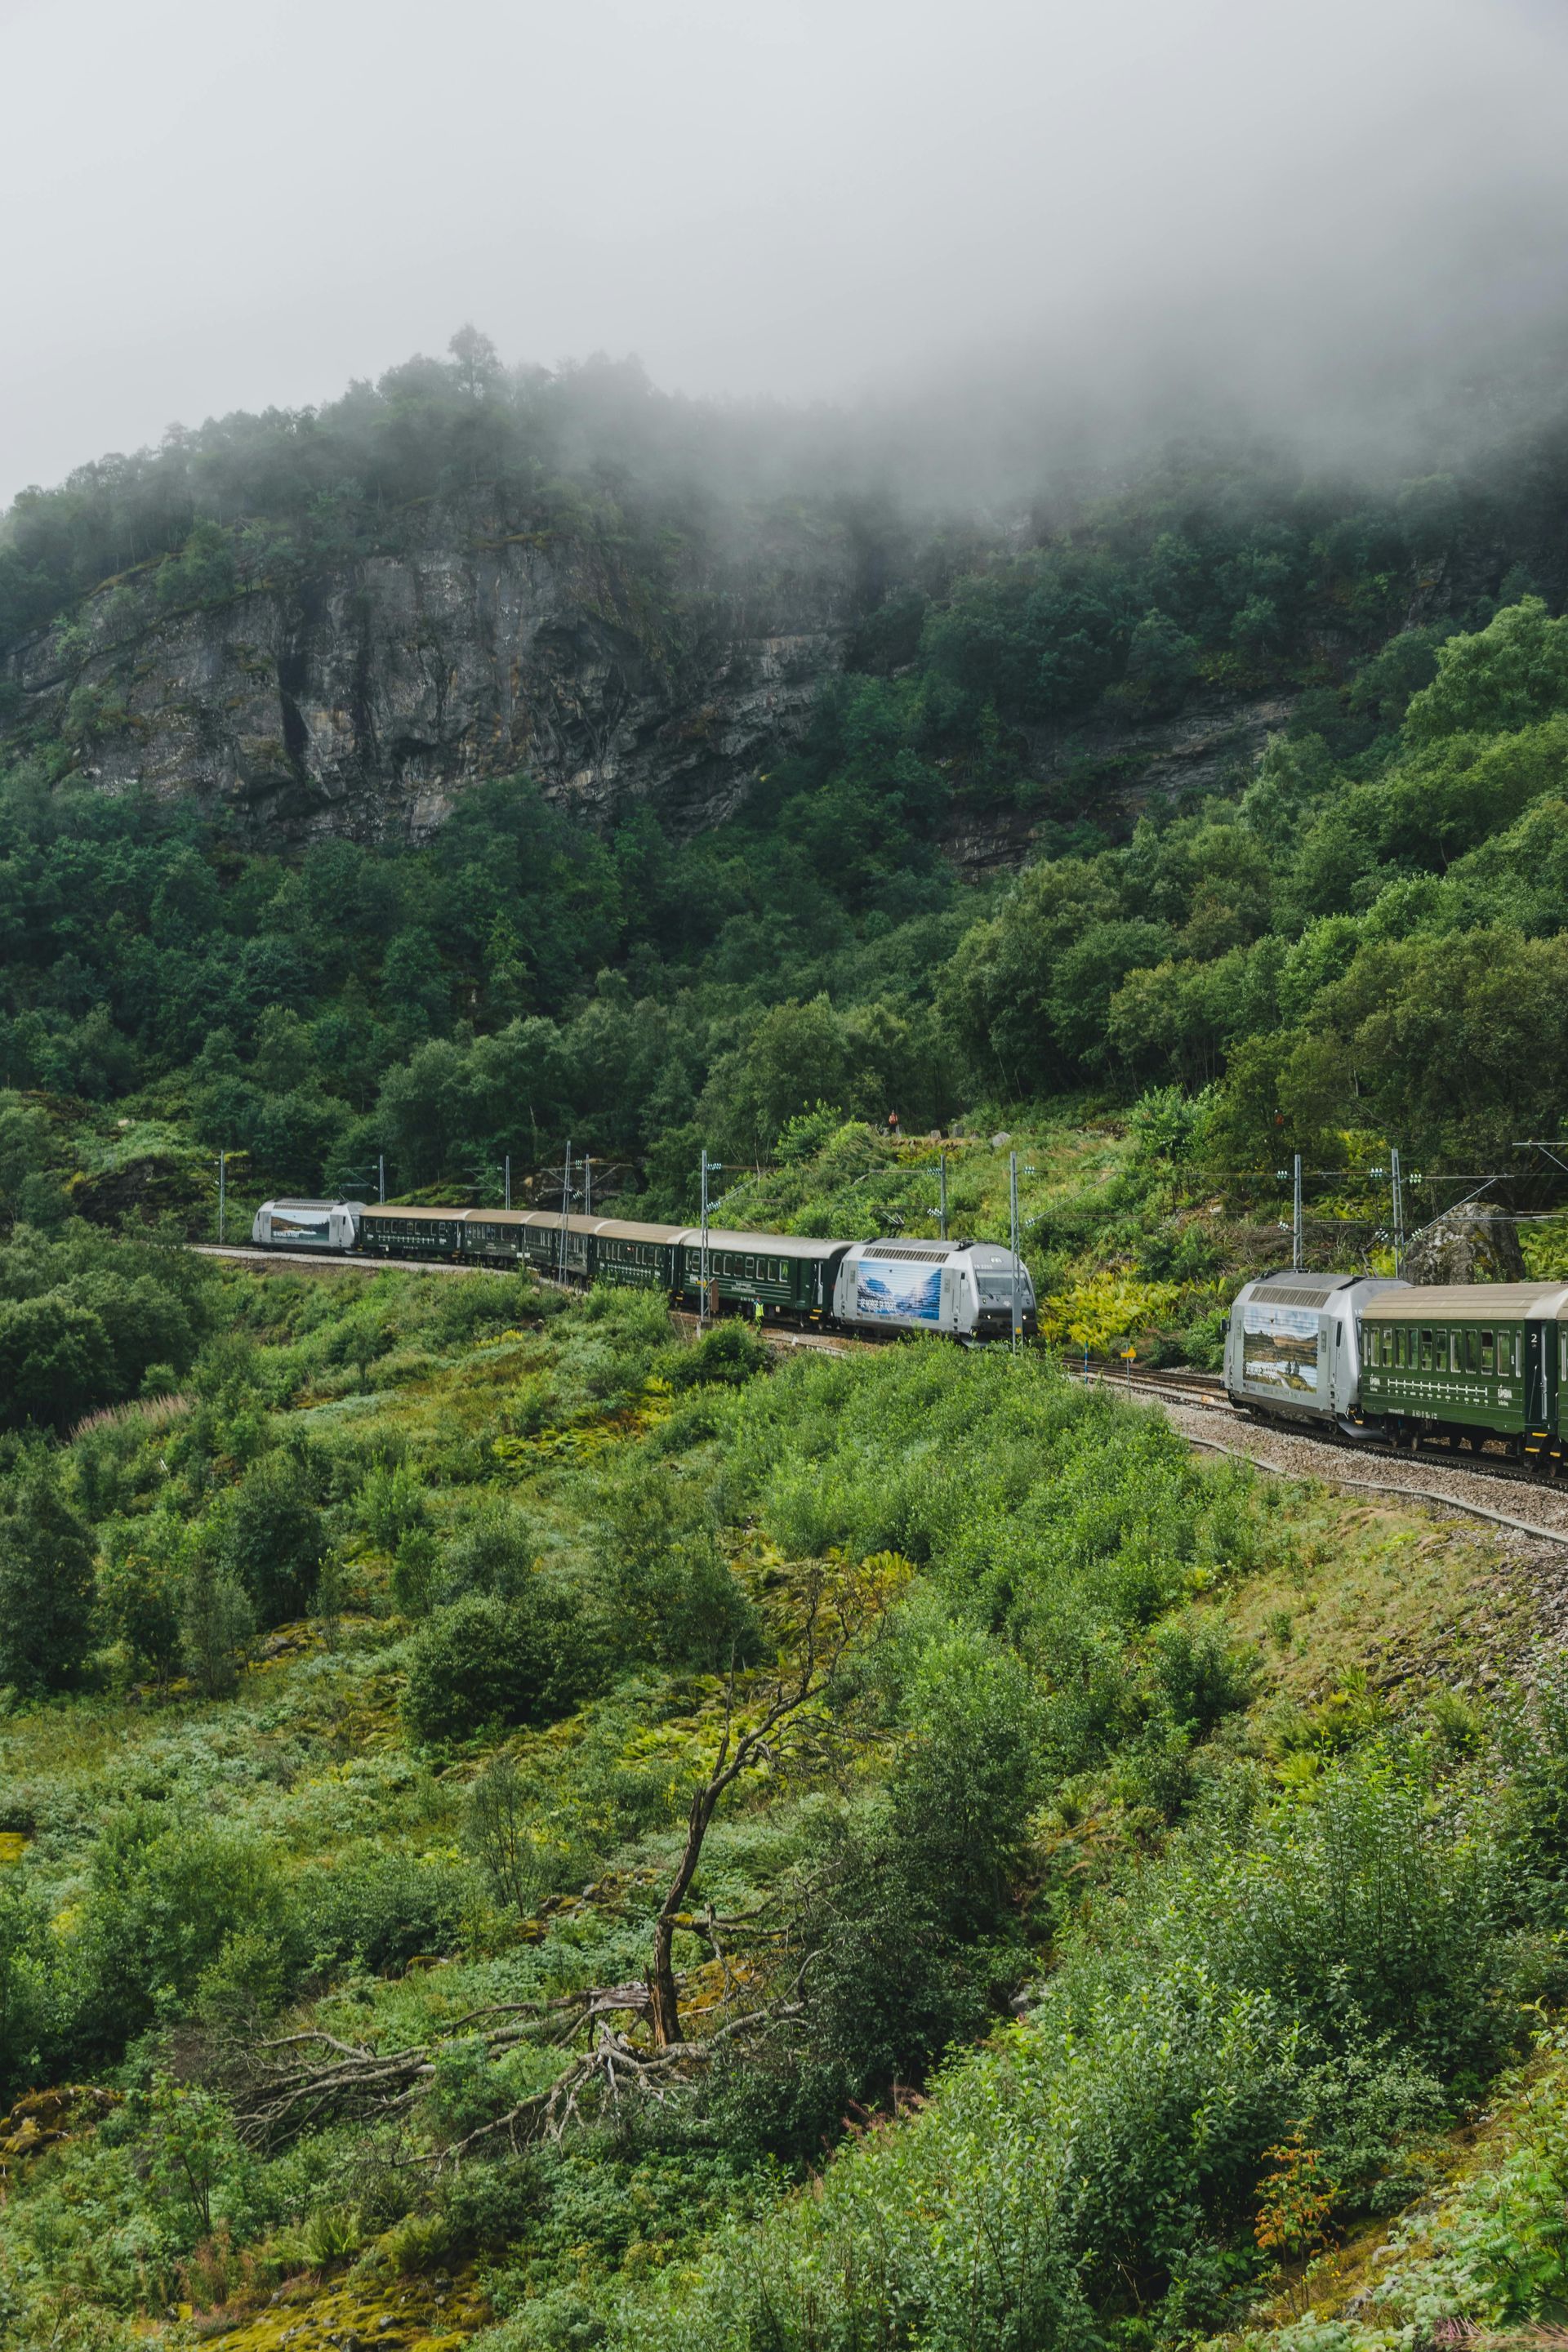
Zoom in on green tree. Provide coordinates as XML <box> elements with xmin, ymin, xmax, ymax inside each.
<box><xmin>1404</xmin><ymin>597</ymin><xmax>1568</xmax><ymax>744</ymax></box>
<box><xmin>1118</xmin><ymin>608</ymin><xmax>1200</xmax><ymax>715</ymax></box>
<box><xmin>220</xmin><ymin>1453</ymin><xmax>326</xmax><ymax>1627</ymax></box>
<box><xmin>0</xmin><ymin>1458</ymin><xmax>96</xmax><ymax>1693</ymax></box>
<box><xmin>98</xmin><ymin>1515</ymin><xmax>187</xmax><ymax>1691</ymax></box>
<box><xmin>180</xmin><ymin>1552</ymin><xmax>254</xmax><ymax>1699</ymax></box>
<box><xmin>0</xmin><ymin>1290</ymin><xmax>115</xmax><ymax>1432</ymax></box>
<box><xmin>0</xmin><ymin>1873</ymin><xmax>48</xmax><ymax>2103</ymax></box>
<box><xmin>145</xmin><ymin>2073</ymin><xmax>246</xmax><ymax>2240</ymax></box>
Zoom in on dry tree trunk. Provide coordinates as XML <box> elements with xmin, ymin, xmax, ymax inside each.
<box><xmin>644</xmin><ymin>1563</ymin><xmax>869</xmax><ymax>2046</ymax></box>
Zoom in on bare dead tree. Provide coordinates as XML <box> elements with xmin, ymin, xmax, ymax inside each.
<box><xmin>644</xmin><ymin>1560</ymin><xmax>875</xmax><ymax>2047</ymax></box>
<box><xmin>223</xmin><ymin>1557</ymin><xmax>902</xmax><ymax>2159</ymax></box>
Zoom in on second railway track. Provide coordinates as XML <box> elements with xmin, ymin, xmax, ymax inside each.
<box><xmin>1078</xmin><ymin>1364</ymin><xmax>1568</xmax><ymax>1546</ymax></box>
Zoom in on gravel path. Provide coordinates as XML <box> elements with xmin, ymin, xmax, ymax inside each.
<box><xmin>1076</xmin><ymin>1367</ymin><xmax>1568</xmax><ymax>1546</ymax></box>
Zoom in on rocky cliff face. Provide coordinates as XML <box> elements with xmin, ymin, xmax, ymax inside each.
<box><xmin>942</xmin><ymin>689</ymin><xmax>1297</xmax><ymax>877</ymax></box>
<box><xmin>6</xmin><ymin>492</ymin><xmax>862</xmax><ymax>841</ymax></box>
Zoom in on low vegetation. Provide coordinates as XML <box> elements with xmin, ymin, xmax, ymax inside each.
<box><xmin>0</xmin><ymin>1258</ymin><xmax>1565</xmax><ymax>2351</ymax></box>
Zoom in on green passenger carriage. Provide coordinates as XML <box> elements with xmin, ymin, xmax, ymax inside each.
<box><xmin>671</xmin><ymin>1229</ymin><xmax>849</xmax><ymax>1319</ymax></box>
<box><xmin>589</xmin><ymin>1221</ymin><xmax>682</xmax><ymax>1291</ymax></box>
<box><xmin>359</xmin><ymin>1205</ymin><xmax>472</xmax><ymax>1258</ymax></box>
<box><xmin>1357</xmin><ymin>1282</ymin><xmax>1568</xmax><ymax>1462</ymax></box>
<box><xmin>461</xmin><ymin>1209</ymin><xmax>532</xmax><ymax>1265</ymax></box>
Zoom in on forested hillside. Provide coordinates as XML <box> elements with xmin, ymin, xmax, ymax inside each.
<box><xmin>7</xmin><ymin>340</ymin><xmax>1568</xmax><ymax>1298</ymax></box>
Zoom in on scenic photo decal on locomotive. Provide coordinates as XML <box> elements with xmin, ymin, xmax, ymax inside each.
<box><xmin>855</xmin><ymin>1255</ymin><xmax>943</xmax><ymax>1324</ymax></box>
<box><xmin>1241</xmin><ymin>1299</ymin><xmax>1321</xmax><ymax>1392</ymax></box>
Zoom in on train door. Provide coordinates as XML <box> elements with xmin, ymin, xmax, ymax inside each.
<box><xmin>1526</xmin><ymin>1316</ymin><xmax>1555</xmax><ymax>1449</ymax></box>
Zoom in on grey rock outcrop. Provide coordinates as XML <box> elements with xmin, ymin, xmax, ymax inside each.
<box><xmin>6</xmin><ymin>493</ymin><xmax>862</xmax><ymax>841</ymax></box>
<box><xmin>1403</xmin><ymin>1202</ymin><xmax>1527</xmax><ymax>1286</ymax></box>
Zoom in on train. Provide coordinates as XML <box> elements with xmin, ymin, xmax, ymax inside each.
<box><xmin>1225</xmin><ymin>1268</ymin><xmax>1568</xmax><ymax>1468</ymax></box>
<box><xmin>250</xmin><ymin>1199</ymin><xmax>1039</xmax><ymax>1343</ymax></box>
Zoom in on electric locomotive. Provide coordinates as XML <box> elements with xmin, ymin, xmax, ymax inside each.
<box><xmin>1224</xmin><ymin>1270</ymin><xmax>1407</xmax><ymax>1437</ymax></box>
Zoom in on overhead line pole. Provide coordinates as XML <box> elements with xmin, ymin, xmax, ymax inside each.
<box><xmin>1391</xmin><ymin>1147</ymin><xmax>1405</xmax><ymax>1276</ymax></box>
<box><xmin>697</xmin><ymin>1149</ymin><xmax>722</xmax><ymax>1333</ymax></box>
<box><xmin>1009</xmin><ymin>1151</ymin><xmax>1021</xmax><ymax>1353</ymax></box>
<box><xmin>559</xmin><ymin>1140</ymin><xmax>572</xmax><ymax>1281</ymax></box>
<box><xmin>938</xmin><ymin>1150</ymin><xmax>947</xmax><ymax>1241</ymax></box>
<box><xmin>1292</xmin><ymin>1153</ymin><xmax>1303</xmax><ymax>1272</ymax></box>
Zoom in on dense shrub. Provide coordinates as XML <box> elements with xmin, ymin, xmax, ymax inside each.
<box><xmin>593</xmin><ymin>1455</ymin><xmax>760</xmax><ymax>1670</ymax></box>
<box><xmin>0</xmin><ymin>1873</ymin><xmax>53</xmax><ymax>2102</ymax></box>
<box><xmin>0</xmin><ymin>1226</ymin><xmax>206</xmax><ymax>1432</ymax></box>
<box><xmin>401</xmin><ymin>1587</ymin><xmax>595</xmax><ymax>1747</ymax></box>
<box><xmin>662</xmin><ymin>1321</ymin><xmax>768</xmax><ymax>1389</ymax></box>
<box><xmin>300</xmin><ymin>1846</ymin><xmax>474</xmax><ymax>1974</ymax></box>
<box><xmin>438</xmin><ymin>1500</ymin><xmax>541</xmax><ymax>1603</ymax></box>
<box><xmin>643</xmin><ymin>1749</ymin><xmax>1510</xmax><ymax>2352</ymax></box>
<box><xmin>69</xmin><ymin>1806</ymin><xmax>286</xmax><ymax>2065</ymax></box>
<box><xmin>722</xmin><ymin>1633</ymin><xmax>1040</xmax><ymax>2161</ymax></box>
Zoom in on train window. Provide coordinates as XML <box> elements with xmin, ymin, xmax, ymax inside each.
<box><xmin>1481</xmin><ymin>1329</ymin><xmax>1494</xmax><ymax>1371</ymax></box>
<box><xmin>1466</xmin><ymin>1330</ymin><xmax>1478</xmax><ymax>1372</ymax></box>
<box><xmin>1419</xmin><ymin>1327</ymin><xmax>1432</xmax><ymax>1368</ymax></box>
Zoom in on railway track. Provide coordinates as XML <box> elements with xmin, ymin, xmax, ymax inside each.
<box><xmin>194</xmin><ymin>1244</ymin><xmax>474</xmax><ymax>1276</ymax></box>
<box><xmin>196</xmin><ymin>1246</ymin><xmax>1568</xmax><ymax>1542</ymax></box>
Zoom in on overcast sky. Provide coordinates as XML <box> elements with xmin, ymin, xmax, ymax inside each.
<box><xmin>3</xmin><ymin>0</ymin><xmax>1568</xmax><ymax>506</ymax></box>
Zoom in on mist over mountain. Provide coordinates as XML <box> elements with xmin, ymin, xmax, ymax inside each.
<box><xmin>7</xmin><ymin>0</ymin><xmax>1568</xmax><ymax>512</ymax></box>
